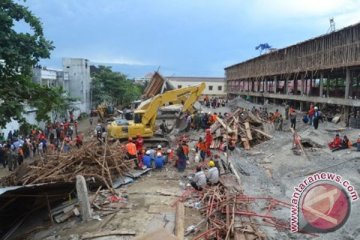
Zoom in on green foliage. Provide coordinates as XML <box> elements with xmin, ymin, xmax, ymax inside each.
<box><xmin>0</xmin><ymin>0</ymin><xmax>69</xmax><ymax>127</ymax></box>
<box><xmin>91</xmin><ymin>66</ymin><xmax>142</xmax><ymax>107</ymax></box>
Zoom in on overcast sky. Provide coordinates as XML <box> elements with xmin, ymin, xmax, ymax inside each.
<box><xmin>21</xmin><ymin>0</ymin><xmax>360</xmax><ymax>78</ymax></box>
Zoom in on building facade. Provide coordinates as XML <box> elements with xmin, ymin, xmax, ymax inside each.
<box><xmin>225</xmin><ymin>22</ymin><xmax>360</xmax><ymax>126</ymax></box>
<box><xmin>62</xmin><ymin>58</ymin><xmax>91</xmax><ymax>113</ymax></box>
<box><xmin>166</xmin><ymin>76</ymin><xmax>226</xmax><ymax>96</ymax></box>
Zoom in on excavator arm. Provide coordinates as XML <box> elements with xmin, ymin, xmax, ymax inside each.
<box><xmin>138</xmin><ymin>83</ymin><xmax>206</xmax><ymax>128</ymax></box>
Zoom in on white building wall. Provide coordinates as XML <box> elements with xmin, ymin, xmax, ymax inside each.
<box><xmin>62</xmin><ymin>58</ymin><xmax>91</xmax><ymax>113</ymax></box>
<box><xmin>0</xmin><ymin>108</ymin><xmax>46</xmax><ymax>140</ymax></box>
<box><xmin>168</xmin><ymin>80</ymin><xmax>226</xmax><ymax>96</ymax></box>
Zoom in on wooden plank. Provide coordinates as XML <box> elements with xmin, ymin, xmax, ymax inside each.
<box><xmin>175</xmin><ymin>202</ymin><xmax>184</xmax><ymax>240</ymax></box>
<box><xmin>244</xmin><ymin>122</ymin><xmax>253</xmax><ymax>140</ymax></box>
<box><xmin>82</xmin><ymin>230</ymin><xmax>136</xmax><ymax>239</ymax></box>
<box><xmin>241</xmin><ymin>138</ymin><xmax>250</xmax><ymax>150</ymax></box>
<box><xmin>253</xmin><ymin>128</ymin><xmax>273</xmax><ymax>139</ymax></box>
<box><xmin>216</xmin><ymin>117</ymin><xmax>234</xmax><ymax>133</ymax></box>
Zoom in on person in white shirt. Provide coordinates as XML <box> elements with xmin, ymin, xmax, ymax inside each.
<box><xmin>207</xmin><ymin>161</ymin><xmax>219</xmax><ymax>185</ymax></box>
<box><xmin>191</xmin><ymin>166</ymin><xmax>206</xmax><ymax>191</ymax></box>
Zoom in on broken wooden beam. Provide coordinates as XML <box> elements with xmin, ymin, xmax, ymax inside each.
<box><xmin>175</xmin><ymin>202</ymin><xmax>185</xmax><ymax>240</ymax></box>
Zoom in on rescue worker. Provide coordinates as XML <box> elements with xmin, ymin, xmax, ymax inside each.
<box><xmin>155</xmin><ymin>152</ymin><xmax>164</xmax><ymax>169</ymax></box>
<box><xmin>207</xmin><ymin>161</ymin><xmax>219</xmax><ymax>186</ymax></box>
<box><xmin>176</xmin><ymin>143</ymin><xmax>187</xmax><ymax>172</ymax></box>
<box><xmin>328</xmin><ymin>134</ymin><xmax>342</xmax><ymax>150</ymax></box>
<box><xmin>289</xmin><ymin>106</ymin><xmax>297</xmax><ymax>130</ymax></box>
<box><xmin>308</xmin><ymin>103</ymin><xmax>315</xmax><ymax>126</ymax></box>
<box><xmin>191</xmin><ymin>166</ymin><xmax>207</xmax><ymax>191</ymax></box>
<box><xmin>182</xmin><ymin>141</ymin><xmax>189</xmax><ymax>161</ymax></box>
<box><xmin>313</xmin><ymin>106</ymin><xmax>322</xmax><ymax>130</ymax></box>
<box><xmin>196</xmin><ymin>137</ymin><xmax>206</xmax><ymax>161</ymax></box>
<box><xmin>126</xmin><ymin>138</ymin><xmax>137</xmax><ymax>159</ymax></box>
<box><xmin>143</xmin><ymin>150</ymin><xmax>153</xmax><ymax>168</ymax></box>
<box><xmin>135</xmin><ymin>134</ymin><xmax>144</xmax><ymax>153</ymax></box>
<box><xmin>205</xmin><ymin>129</ymin><xmax>213</xmax><ymax>157</ymax></box>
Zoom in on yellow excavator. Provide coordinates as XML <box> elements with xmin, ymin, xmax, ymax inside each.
<box><xmin>107</xmin><ymin>83</ymin><xmax>205</xmax><ymax>141</ymax></box>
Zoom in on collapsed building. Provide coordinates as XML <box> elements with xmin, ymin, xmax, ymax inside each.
<box><xmin>225</xmin><ymin>22</ymin><xmax>360</xmax><ymax>128</ymax></box>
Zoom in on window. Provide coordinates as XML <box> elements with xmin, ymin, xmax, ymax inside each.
<box><xmin>178</xmin><ymin>85</ymin><xmax>182</xmax><ymax>88</ymax></box>
<box><xmin>218</xmin><ymin>86</ymin><xmax>222</xmax><ymax>91</ymax></box>
<box><xmin>208</xmin><ymin>85</ymin><xmax>213</xmax><ymax>91</ymax></box>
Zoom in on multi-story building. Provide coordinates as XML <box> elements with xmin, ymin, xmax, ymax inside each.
<box><xmin>225</xmin><ymin>22</ymin><xmax>360</xmax><ymax>127</ymax></box>
<box><xmin>62</xmin><ymin>58</ymin><xmax>91</xmax><ymax>113</ymax></box>
<box><xmin>166</xmin><ymin>76</ymin><xmax>226</xmax><ymax>96</ymax></box>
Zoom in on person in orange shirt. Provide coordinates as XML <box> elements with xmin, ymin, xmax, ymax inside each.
<box><xmin>18</xmin><ymin>146</ymin><xmax>24</xmax><ymax>165</ymax></box>
<box><xmin>126</xmin><ymin>138</ymin><xmax>139</xmax><ymax>168</ymax></box>
<box><xmin>182</xmin><ymin>141</ymin><xmax>189</xmax><ymax>160</ymax></box>
<box><xmin>126</xmin><ymin>138</ymin><xmax>137</xmax><ymax>159</ymax></box>
<box><xmin>196</xmin><ymin>137</ymin><xmax>207</xmax><ymax>161</ymax></box>
<box><xmin>205</xmin><ymin>129</ymin><xmax>213</xmax><ymax>157</ymax></box>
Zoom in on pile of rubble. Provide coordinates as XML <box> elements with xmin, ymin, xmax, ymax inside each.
<box><xmin>211</xmin><ymin>108</ymin><xmax>273</xmax><ymax>150</ymax></box>
<box><xmin>179</xmin><ymin>175</ymin><xmax>291</xmax><ymax>239</ymax></box>
<box><xmin>1</xmin><ymin>140</ymin><xmax>134</xmax><ymax>188</ymax></box>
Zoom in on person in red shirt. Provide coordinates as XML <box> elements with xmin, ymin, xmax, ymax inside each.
<box><xmin>75</xmin><ymin>135</ymin><xmax>83</xmax><ymax>148</ymax></box>
<box><xmin>328</xmin><ymin>134</ymin><xmax>342</xmax><ymax>150</ymax></box>
<box><xmin>205</xmin><ymin>129</ymin><xmax>213</xmax><ymax>156</ymax></box>
<box><xmin>135</xmin><ymin>134</ymin><xmax>144</xmax><ymax>153</ymax></box>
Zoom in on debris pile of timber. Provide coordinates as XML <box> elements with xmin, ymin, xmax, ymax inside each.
<box><xmin>1</xmin><ymin>141</ymin><xmax>134</xmax><ymax>187</ymax></box>
<box><xmin>210</xmin><ymin>108</ymin><xmax>273</xmax><ymax>150</ymax></box>
<box><xmin>182</xmin><ymin>175</ymin><xmax>292</xmax><ymax>239</ymax></box>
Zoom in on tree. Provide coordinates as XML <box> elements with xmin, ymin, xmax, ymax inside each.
<box><xmin>0</xmin><ymin>0</ymin><xmax>68</xmax><ymax>127</ymax></box>
<box><xmin>91</xmin><ymin>65</ymin><xmax>142</xmax><ymax>107</ymax></box>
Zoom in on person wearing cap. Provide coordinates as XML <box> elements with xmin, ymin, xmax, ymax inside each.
<box><xmin>143</xmin><ymin>150</ymin><xmax>153</xmax><ymax>168</ymax></box>
<box><xmin>207</xmin><ymin>161</ymin><xmax>219</xmax><ymax>186</ymax></box>
<box><xmin>328</xmin><ymin>134</ymin><xmax>342</xmax><ymax>150</ymax></box>
<box><xmin>313</xmin><ymin>106</ymin><xmax>322</xmax><ymax>130</ymax></box>
<box><xmin>155</xmin><ymin>152</ymin><xmax>164</xmax><ymax>169</ymax></box>
<box><xmin>191</xmin><ymin>166</ymin><xmax>207</xmax><ymax>191</ymax></box>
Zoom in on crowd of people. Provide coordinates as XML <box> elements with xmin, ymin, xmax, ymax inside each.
<box><xmin>0</xmin><ymin>120</ymin><xmax>83</xmax><ymax>172</ymax></box>
<box><xmin>202</xmin><ymin>95</ymin><xmax>227</xmax><ymax>109</ymax></box>
<box><xmin>123</xmin><ymin>114</ymin><xmax>222</xmax><ymax>191</ymax></box>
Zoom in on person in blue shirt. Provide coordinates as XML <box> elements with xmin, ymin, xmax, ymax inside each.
<box><xmin>142</xmin><ymin>150</ymin><xmax>152</xmax><ymax>168</ymax></box>
<box><xmin>154</xmin><ymin>152</ymin><xmax>164</xmax><ymax>169</ymax></box>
